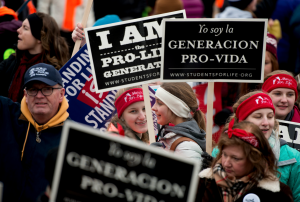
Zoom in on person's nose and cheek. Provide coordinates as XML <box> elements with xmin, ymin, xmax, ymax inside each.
<box><xmin>151</xmin><ymin>103</ymin><xmax>157</xmax><ymax>112</ymax></box>
<box><xmin>261</xmin><ymin>116</ymin><xmax>269</xmax><ymax>127</ymax></box>
<box><xmin>137</xmin><ymin>110</ymin><xmax>146</xmax><ymax>120</ymax></box>
<box><xmin>35</xmin><ymin>89</ymin><xmax>46</xmax><ymax>98</ymax></box>
<box><xmin>223</xmin><ymin>156</ymin><xmax>232</xmax><ymax>168</ymax></box>
<box><xmin>280</xmin><ymin>94</ymin><xmax>288</xmax><ymax>103</ymax></box>
<box><xmin>17</xmin><ymin>26</ymin><xmax>21</xmax><ymax>34</ymax></box>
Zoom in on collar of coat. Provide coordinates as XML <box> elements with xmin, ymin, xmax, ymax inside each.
<box><xmin>199</xmin><ymin>168</ymin><xmax>280</xmax><ymax>192</ymax></box>
<box><xmin>19</xmin><ymin>96</ymin><xmax>69</xmax><ymax>132</ymax></box>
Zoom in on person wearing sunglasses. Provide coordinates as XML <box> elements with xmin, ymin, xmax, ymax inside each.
<box><xmin>0</xmin><ymin>63</ymin><xmax>69</xmax><ymax>202</ymax></box>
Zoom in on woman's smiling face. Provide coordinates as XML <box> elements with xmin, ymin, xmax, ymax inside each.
<box><xmin>244</xmin><ymin>108</ymin><xmax>275</xmax><ymax>139</ymax></box>
<box><xmin>122</xmin><ymin>101</ymin><xmax>147</xmax><ymax>134</ymax></box>
<box><xmin>269</xmin><ymin>88</ymin><xmax>295</xmax><ymax>120</ymax></box>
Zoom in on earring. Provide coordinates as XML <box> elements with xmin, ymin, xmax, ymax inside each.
<box><xmin>121</xmin><ymin>118</ymin><xmax>125</xmax><ymax>122</ymax></box>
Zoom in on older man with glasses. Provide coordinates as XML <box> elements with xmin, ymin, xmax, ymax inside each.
<box><xmin>0</xmin><ymin>63</ymin><xmax>69</xmax><ymax>202</ymax></box>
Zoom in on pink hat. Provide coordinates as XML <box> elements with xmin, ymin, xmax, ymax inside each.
<box><xmin>266</xmin><ymin>33</ymin><xmax>277</xmax><ymax>59</ymax></box>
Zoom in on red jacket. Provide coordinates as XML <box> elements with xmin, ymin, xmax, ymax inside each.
<box><xmin>291</xmin><ymin>106</ymin><xmax>300</xmax><ymax>123</ymax></box>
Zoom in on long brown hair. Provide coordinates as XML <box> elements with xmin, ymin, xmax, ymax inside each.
<box><xmin>229</xmin><ymin>90</ymin><xmax>279</xmax><ymax>131</ymax></box>
<box><xmin>212</xmin><ymin>121</ymin><xmax>279</xmax><ymax>182</ymax></box>
<box><xmin>110</xmin><ymin>86</ymin><xmax>149</xmax><ymax>143</ymax></box>
<box><xmin>239</xmin><ymin>51</ymin><xmax>279</xmax><ymax>97</ymax></box>
<box><xmin>160</xmin><ymin>82</ymin><xmax>206</xmax><ymax>131</ymax></box>
<box><xmin>36</xmin><ymin>12</ymin><xmax>70</xmax><ymax>70</ymax></box>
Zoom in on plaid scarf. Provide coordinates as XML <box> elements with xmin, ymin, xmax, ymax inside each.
<box><xmin>213</xmin><ymin>159</ymin><xmax>257</xmax><ymax>202</ymax></box>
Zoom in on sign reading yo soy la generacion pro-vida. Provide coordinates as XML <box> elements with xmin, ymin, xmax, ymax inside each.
<box><xmin>85</xmin><ymin>10</ymin><xmax>185</xmax><ymax>93</ymax></box>
<box><xmin>50</xmin><ymin>121</ymin><xmax>200</xmax><ymax>202</ymax></box>
<box><xmin>161</xmin><ymin>19</ymin><xmax>268</xmax><ymax>83</ymax></box>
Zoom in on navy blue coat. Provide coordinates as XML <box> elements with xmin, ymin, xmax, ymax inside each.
<box><xmin>271</xmin><ymin>0</ymin><xmax>300</xmax><ymax>73</ymax></box>
<box><xmin>0</xmin><ymin>96</ymin><xmax>65</xmax><ymax>202</ymax></box>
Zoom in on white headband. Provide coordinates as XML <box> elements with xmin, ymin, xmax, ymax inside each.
<box><xmin>155</xmin><ymin>87</ymin><xmax>191</xmax><ymax>118</ymax></box>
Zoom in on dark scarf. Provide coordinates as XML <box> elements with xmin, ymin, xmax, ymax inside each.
<box><xmin>285</xmin><ymin>108</ymin><xmax>294</xmax><ymax>121</ymax></box>
<box><xmin>8</xmin><ymin>52</ymin><xmax>42</xmax><ymax>102</ymax></box>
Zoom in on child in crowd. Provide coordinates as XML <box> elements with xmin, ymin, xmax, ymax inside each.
<box><xmin>108</xmin><ymin>86</ymin><xmax>149</xmax><ymax>143</ymax></box>
<box><xmin>0</xmin><ymin>12</ymin><xmax>70</xmax><ymax>102</ymax></box>
<box><xmin>197</xmin><ymin>120</ymin><xmax>293</xmax><ymax>201</ymax></box>
<box><xmin>263</xmin><ymin>70</ymin><xmax>300</xmax><ymax>122</ymax></box>
<box><xmin>212</xmin><ymin>91</ymin><xmax>300</xmax><ymax>202</ymax></box>
<box><xmin>152</xmin><ymin>82</ymin><xmax>206</xmax><ymax>163</ymax></box>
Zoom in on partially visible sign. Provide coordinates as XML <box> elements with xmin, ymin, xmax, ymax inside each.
<box><xmin>161</xmin><ymin>19</ymin><xmax>268</xmax><ymax>82</ymax></box>
<box><xmin>59</xmin><ymin>45</ymin><xmax>158</xmax><ymax>134</ymax></box>
<box><xmin>278</xmin><ymin>120</ymin><xmax>300</xmax><ymax>151</ymax></box>
<box><xmin>85</xmin><ymin>10</ymin><xmax>186</xmax><ymax>93</ymax></box>
<box><xmin>50</xmin><ymin>121</ymin><xmax>200</xmax><ymax>202</ymax></box>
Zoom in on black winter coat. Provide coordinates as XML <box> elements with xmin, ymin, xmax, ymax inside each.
<box><xmin>196</xmin><ymin>168</ymin><xmax>294</xmax><ymax>202</ymax></box>
<box><xmin>0</xmin><ymin>54</ymin><xmax>20</xmax><ymax>98</ymax></box>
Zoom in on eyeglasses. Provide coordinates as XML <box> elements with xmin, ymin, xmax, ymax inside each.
<box><xmin>26</xmin><ymin>87</ymin><xmax>62</xmax><ymax>96</ymax></box>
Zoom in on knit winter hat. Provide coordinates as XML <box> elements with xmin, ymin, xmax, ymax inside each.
<box><xmin>153</xmin><ymin>0</ymin><xmax>183</xmax><ymax>15</ymax></box>
<box><xmin>266</xmin><ymin>33</ymin><xmax>277</xmax><ymax>59</ymax></box>
<box><xmin>93</xmin><ymin>15</ymin><xmax>121</xmax><ymax>27</ymax></box>
<box><xmin>228</xmin><ymin>0</ymin><xmax>253</xmax><ymax>10</ymax></box>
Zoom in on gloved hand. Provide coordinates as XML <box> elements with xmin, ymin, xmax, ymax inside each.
<box><xmin>150</xmin><ymin>142</ymin><xmax>164</xmax><ymax>148</ymax></box>
<box><xmin>214</xmin><ymin>108</ymin><xmax>232</xmax><ymax>126</ymax></box>
<box><xmin>201</xmin><ymin>151</ymin><xmax>214</xmax><ymax>171</ymax></box>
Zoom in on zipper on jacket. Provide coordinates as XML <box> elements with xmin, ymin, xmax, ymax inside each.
<box><xmin>36</xmin><ymin>132</ymin><xmax>41</xmax><ymax>143</ymax></box>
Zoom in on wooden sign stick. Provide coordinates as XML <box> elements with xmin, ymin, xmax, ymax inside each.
<box><xmin>142</xmin><ymin>84</ymin><xmax>156</xmax><ymax>144</ymax></box>
<box><xmin>71</xmin><ymin>0</ymin><xmax>93</xmax><ymax>57</ymax></box>
<box><xmin>206</xmin><ymin>82</ymin><xmax>214</xmax><ymax>154</ymax></box>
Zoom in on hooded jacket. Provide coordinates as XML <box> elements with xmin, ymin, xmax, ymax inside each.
<box><xmin>215</xmin><ymin>6</ymin><xmax>253</xmax><ymax>18</ymax></box>
<box><xmin>157</xmin><ymin>119</ymin><xmax>206</xmax><ymax>165</ymax></box>
<box><xmin>196</xmin><ymin>168</ymin><xmax>294</xmax><ymax>202</ymax></box>
<box><xmin>0</xmin><ymin>96</ymin><xmax>69</xmax><ymax>202</ymax></box>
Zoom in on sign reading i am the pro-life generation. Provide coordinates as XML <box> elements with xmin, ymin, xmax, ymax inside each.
<box><xmin>278</xmin><ymin>120</ymin><xmax>300</xmax><ymax>151</ymax></box>
<box><xmin>85</xmin><ymin>10</ymin><xmax>186</xmax><ymax>93</ymax></box>
<box><xmin>161</xmin><ymin>19</ymin><xmax>268</xmax><ymax>83</ymax></box>
<box><xmin>50</xmin><ymin>121</ymin><xmax>200</xmax><ymax>202</ymax></box>
<box><xmin>59</xmin><ymin>44</ymin><xmax>158</xmax><ymax>134</ymax></box>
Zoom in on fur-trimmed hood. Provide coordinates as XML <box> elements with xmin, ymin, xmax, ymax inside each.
<box><xmin>199</xmin><ymin>168</ymin><xmax>280</xmax><ymax>193</ymax></box>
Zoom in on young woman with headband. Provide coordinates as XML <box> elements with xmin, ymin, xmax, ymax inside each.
<box><xmin>151</xmin><ymin>82</ymin><xmax>206</xmax><ymax>162</ymax></box>
<box><xmin>108</xmin><ymin>86</ymin><xmax>149</xmax><ymax>143</ymax></box>
<box><xmin>262</xmin><ymin>70</ymin><xmax>300</xmax><ymax>122</ymax></box>
<box><xmin>197</xmin><ymin>120</ymin><xmax>293</xmax><ymax>202</ymax></box>
<box><xmin>0</xmin><ymin>12</ymin><xmax>70</xmax><ymax>103</ymax></box>
<box><xmin>212</xmin><ymin>91</ymin><xmax>300</xmax><ymax>202</ymax></box>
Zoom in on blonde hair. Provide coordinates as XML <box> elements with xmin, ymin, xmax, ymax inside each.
<box><xmin>229</xmin><ymin>90</ymin><xmax>279</xmax><ymax>131</ymax></box>
<box><xmin>109</xmin><ymin>86</ymin><xmax>149</xmax><ymax>143</ymax></box>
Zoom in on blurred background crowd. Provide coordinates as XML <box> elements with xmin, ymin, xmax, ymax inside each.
<box><xmin>1</xmin><ymin>0</ymin><xmax>300</xmax><ymax>142</ymax></box>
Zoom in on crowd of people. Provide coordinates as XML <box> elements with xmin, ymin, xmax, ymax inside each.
<box><xmin>0</xmin><ymin>0</ymin><xmax>300</xmax><ymax>201</ymax></box>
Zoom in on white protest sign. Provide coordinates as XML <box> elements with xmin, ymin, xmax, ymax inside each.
<box><xmin>278</xmin><ymin>120</ymin><xmax>300</xmax><ymax>151</ymax></box>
